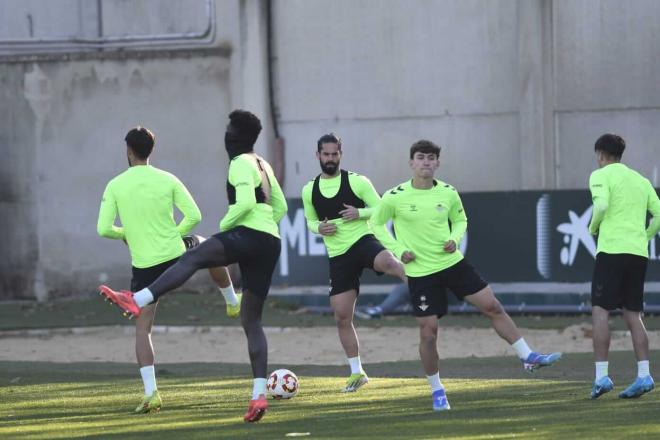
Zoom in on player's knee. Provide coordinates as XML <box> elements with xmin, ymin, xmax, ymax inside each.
<box><xmin>334</xmin><ymin>311</ymin><xmax>353</xmax><ymax>326</ymax></box>
<box><xmin>178</xmin><ymin>248</ymin><xmax>198</xmax><ymax>266</ymax></box>
<box><xmin>181</xmin><ymin>246</ymin><xmax>211</xmax><ymax>269</ymax></box>
<box><xmin>623</xmin><ymin>311</ymin><xmax>643</xmax><ymax>327</ymax></box>
<box><xmin>481</xmin><ymin>300</ymin><xmax>505</xmax><ymax>317</ymax></box>
<box><xmin>380</xmin><ymin>256</ymin><xmax>401</xmax><ymax>274</ymax></box>
<box><xmin>135</xmin><ymin>323</ymin><xmax>152</xmax><ymax>337</ymax></box>
<box><xmin>135</xmin><ymin>311</ymin><xmax>155</xmax><ymax>333</ymax></box>
<box><xmin>420</xmin><ymin>332</ymin><xmax>437</xmax><ymax>346</ymax></box>
<box><xmin>240</xmin><ymin>312</ymin><xmax>260</xmax><ymax>330</ymax></box>
<box><xmin>420</xmin><ymin>326</ymin><xmax>438</xmax><ymax>343</ymax></box>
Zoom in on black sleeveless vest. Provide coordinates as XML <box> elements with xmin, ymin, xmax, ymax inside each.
<box><xmin>311</xmin><ymin>170</ymin><xmax>366</xmax><ymax>220</ymax></box>
<box><xmin>226</xmin><ymin>158</ymin><xmax>267</xmax><ymax>205</ymax></box>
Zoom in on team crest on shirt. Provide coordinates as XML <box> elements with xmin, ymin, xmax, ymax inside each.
<box><xmin>409</xmin><ymin>204</ymin><xmax>418</xmax><ymax>212</ymax></box>
<box><xmin>436</xmin><ymin>204</ymin><xmax>446</xmax><ymax>212</ymax></box>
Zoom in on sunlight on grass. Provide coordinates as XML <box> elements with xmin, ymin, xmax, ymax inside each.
<box><xmin>1</xmin><ymin>367</ymin><xmax>659</xmax><ymax>440</ymax></box>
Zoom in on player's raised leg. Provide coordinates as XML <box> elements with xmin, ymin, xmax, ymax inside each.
<box><xmin>209</xmin><ymin>265</ymin><xmax>242</xmax><ymax>318</ymax></box>
<box><xmin>183</xmin><ymin>235</ymin><xmax>242</xmax><ymax>318</ymax></box>
<box><xmin>373</xmin><ymin>249</ymin><xmax>406</xmax><ymax>282</ymax></box>
<box><xmin>100</xmin><ymin>237</ymin><xmax>232</xmax><ymax>318</ymax></box>
<box><xmin>464</xmin><ymin>286</ymin><xmax>561</xmax><ymax>372</ymax></box>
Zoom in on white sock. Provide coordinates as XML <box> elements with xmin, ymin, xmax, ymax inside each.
<box><xmin>348</xmin><ymin>356</ymin><xmax>363</xmax><ymax>374</ymax></box>
<box><xmin>133</xmin><ymin>288</ymin><xmax>154</xmax><ymax>308</ymax></box>
<box><xmin>252</xmin><ymin>378</ymin><xmax>267</xmax><ymax>399</ymax></box>
<box><xmin>426</xmin><ymin>372</ymin><xmax>444</xmax><ymax>393</ymax></box>
<box><xmin>511</xmin><ymin>338</ymin><xmax>533</xmax><ymax>360</ymax></box>
<box><xmin>140</xmin><ymin>365</ymin><xmax>157</xmax><ymax>396</ymax></box>
<box><xmin>595</xmin><ymin>361</ymin><xmax>609</xmax><ymax>380</ymax></box>
<box><xmin>219</xmin><ymin>285</ymin><xmax>238</xmax><ymax>306</ymax></box>
<box><xmin>638</xmin><ymin>360</ymin><xmax>650</xmax><ymax>378</ymax></box>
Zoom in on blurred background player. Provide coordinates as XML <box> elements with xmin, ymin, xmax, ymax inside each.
<box><xmin>355</xmin><ymin>283</ymin><xmax>411</xmax><ymax>319</ymax></box>
<box><xmin>371</xmin><ymin>140</ymin><xmax>562</xmax><ymax>411</ymax></box>
<box><xmin>97</xmin><ymin>126</ymin><xmax>241</xmax><ymax>414</ymax></box>
<box><xmin>587</xmin><ymin>133</ymin><xmax>660</xmax><ymax>399</ymax></box>
<box><xmin>99</xmin><ymin>111</ymin><xmax>287</xmax><ymax>423</ymax></box>
<box><xmin>302</xmin><ymin>133</ymin><xmax>406</xmax><ymax>392</ymax></box>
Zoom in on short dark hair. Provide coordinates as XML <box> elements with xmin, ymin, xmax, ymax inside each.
<box><xmin>594</xmin><ymin>133</ymin><xmax>625</xmax><ymax>159</ymax></box>
<box><xmin>228</xmin><ymin>109</ymin><xmax>262</xmax><ymax>143</ymax></box>
<box><xmin>410</xmin><ymin>140</ymin><xmax>441</xmax><ymax>159</ymax></box>
<box><xmin>317</xmin><ymin>133</ymin><xmax>342</xmax><ymax>152</ymax></box>
<box><xmin>125</xmin><ymin>126</ymin><xmax>155</xmax><ymax>160</ymax></box>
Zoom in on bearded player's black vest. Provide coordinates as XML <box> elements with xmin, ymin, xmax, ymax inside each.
<box><xmin>311</xmin><ymin>170</ymin><xmax>366</xmax><ymax>220</ymax></box>
<box><xmin>226</xmin><ymin>157</ymin><xmax>267</xmax><ymax>205</ymax></box>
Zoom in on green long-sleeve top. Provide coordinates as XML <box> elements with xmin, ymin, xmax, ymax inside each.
<box><xmin>588</xmin><ymin>163</ymin><xmax>660</xmax><ymax>257</ymax></box>
<box><xmin>97</xmin><ymin>165</ymin><xmax>201</xmax><ymax>268</ymax></box>
<box><xmin>371</xmin><ymin>179</ymin><xmax>467</xmax><ymax>277</ymax></box>
<box><xmin>220</xmin><ymin>153</ymin><xmax>287</xmax><ymax>237</ymax></box>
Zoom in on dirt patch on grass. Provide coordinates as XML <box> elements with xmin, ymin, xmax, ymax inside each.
<box><xmin>3</xmin><ymin>324</ymin><xmax>659</xmax><ymax>365</ymax></box>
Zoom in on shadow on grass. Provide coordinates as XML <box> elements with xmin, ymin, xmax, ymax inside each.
<box><xmin>3</xmin><ymin>351</ymin><xmax>660</xmax><ymax>386</ymax></box>
<box><xmin>1</xmin><ymin>359</ymin><xmax>659</xmax><ymax>440</ymax></box>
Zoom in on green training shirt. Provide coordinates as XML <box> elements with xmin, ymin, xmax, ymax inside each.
<box><xmin>220</xmin><ymin>153</ymin><xmax>287</xmax><ymax>238</ymax></box>
<box><xmin>371</xmin><ymin>179</ymin><xmax>467</xmax><ymax>277</ymax></box>
<box><xmin>588</xmin><ymin>163</ymin><xmax>660</xmax><ymax>258</ymax></box>
<box><xmin>302</xmin><ymin>172</ymin><xmax>394</xmax><ymax>257</ymax></box>
<box><xmin>97</xmin><ymin>165</ymin><xmax>201</xmax><ymax>269</ymax></box>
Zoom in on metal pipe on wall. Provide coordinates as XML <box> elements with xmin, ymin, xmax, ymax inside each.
<box><xmin>266</xmin><ymin>0</ymin><xmax>285</xmax><ymax>185</ymax></box>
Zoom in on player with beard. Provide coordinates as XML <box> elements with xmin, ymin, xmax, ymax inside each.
<box><xmin>99</xmin><ymin>110</ymin><xmax>287</xmax><ymax>422</ymax></box>
<box><xmin>301</xmin><ymin>133</ymin><xmax>406</xmax><ymax>392</ymax></box>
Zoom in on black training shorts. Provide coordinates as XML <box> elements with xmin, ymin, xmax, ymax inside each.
<box><xmin>131</xmin><ymin>257</ymin><xmax>180</xmax><ymax>293</ymax></box>
<box><xmin>407</xmin><ymin>258</ymin><xmax>488</xmax><ymax>318</ymax></box>
<box><xmin>213</xmin><ymin>226</ymin><xmax>281</xmax><ymax>298</ymax></box>
<box><xmin>591</xmin><ymin>252</ymin><xmax>648</xmax><ymax>312</ymax></box>
<box><xmin>328</xmin><ymin>234</ymin><xmax>386</xmax><ymax>296</ymax></box>
<box><xmin>130</xmin><ymin>235</ymin><xmax>202</xmax><ymax>293</ymax></box>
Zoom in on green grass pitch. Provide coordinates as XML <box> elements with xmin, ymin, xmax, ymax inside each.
<box><xmin>1</xmin><ymin>354</ymin><xmax>659</xmax><ymax>439</ymax></box>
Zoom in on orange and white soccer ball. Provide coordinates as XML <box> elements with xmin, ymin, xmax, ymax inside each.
<box><xmin>267</xmin><ymin>368</ymin><xmax>299</xmax><ymax>399</ymax></box>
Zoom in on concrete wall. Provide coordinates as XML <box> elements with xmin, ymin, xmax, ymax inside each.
<box><xmin>0</xmin><ymin>64</ymin><xmax>40</xmax><ymax>297</ymax></box>
<box><xmin>1</xmin><ymin>55</ymin><xmax>232</xmax><ymax>299</ymax></box>
<box><xmin>273</xmin><ymin>0</ymin><xmax>523</xmax><ymax>194</ymax></box>
<box><xmin>1</xmin><ymin>0</ymin><xmax>659</xmax><ymax>298</ymax></box>
<box><xmin>553</xmin><ymin>0</ymin><xmax>660</xmax><ymax>188</ymax></box>
<box><xmin>272</xmin><ymin>0</ymin><xmax>660</xmax><ymax>195</ymax></box>
<box><xmin>0</xmin><ymin>1</ymin><xmax>244</xmax><ymax>299</ymax></box>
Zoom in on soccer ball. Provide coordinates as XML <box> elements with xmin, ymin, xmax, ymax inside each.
<box><xmin>267</xmin><ymin>368</ymin><xmax>299</xmax><ymax>399</ymax></box>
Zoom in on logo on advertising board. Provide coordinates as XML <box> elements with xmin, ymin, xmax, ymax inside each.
<box><xmin>536</xmin><ymin>193</ymin><xmax>659</xmax><ymax>281</ymax></box>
